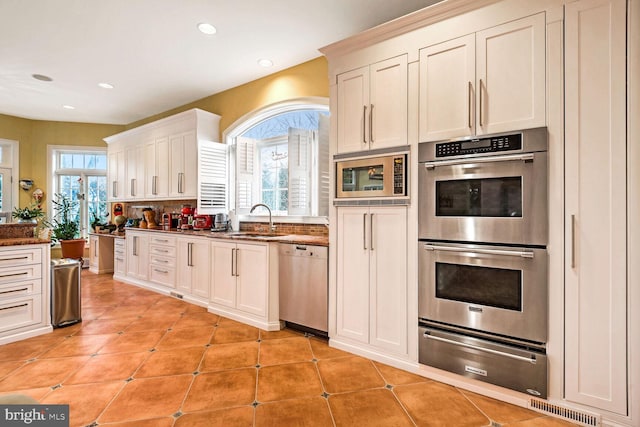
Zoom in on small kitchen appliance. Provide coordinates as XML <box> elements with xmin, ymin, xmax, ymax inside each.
<box><xmin>192</xmin><ymin>214</ymin><xmax>213</xmax><ymax>230</ymax></box>
<box><xmin>212</xmin><ymin>213</ymin><xmax>229</xmax><ymax>231</ymax></box>
<box><xmin>180</xmin><ymin>204</ymin><xmax>194</xmax><ymax>230</ymax></box>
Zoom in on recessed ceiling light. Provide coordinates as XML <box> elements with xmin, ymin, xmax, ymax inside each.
<box><xmin>62</xmin><ymin>105</ymin><xmax>75</xmax><ymax>110</ymax></box>
<box><xmin>257</xmin><ymin>59</ymin><xmax>273</xmax><ymax>68</ymax></box>
<box><xmin>32</xmin><ymin>74</ymin><xmax>53</xmax><ymax>82</ymax></box>
<box><xmin>197</xmin><ymin>22</ymin><xmax>217</xmax><ymax>35</ymax></box>
<box><xmin>98</xmin><ymin>82</ymin><xmax>114</xmax><ymax>89</ymax></box>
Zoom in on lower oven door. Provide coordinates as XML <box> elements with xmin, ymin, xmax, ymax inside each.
<box><xmin>418</xmin><ymin>242</ymin><xmax>547</xmax><ymax>343</ymax></box>
<box><xmin>419</xmin><ymin>325</ymin><xmax>547</xmax><ymax>398</ymax></box>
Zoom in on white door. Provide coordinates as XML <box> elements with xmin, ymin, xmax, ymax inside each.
<box><xmin>476</xmin><ymin>13</ymin><xmax>546</xmax><ymax>134</ymax></box>
<box><xmin>369</xmin><ymin>55</ymin><xmax>408</xmax><ymax>150</ymax></box>
<box><xmin>337</xmin><ymin>66</ymin><xmax>369</xmax><ymax>154</ymax></box>
<box><xmin>190</xmin><ymin>238</ymin><xmax>210</xmax><ymax>299</ymax></box>
<box><xmin>419</xmin><ymin>34</ymin><xmax>475</xmax><ymax>141</ymax></box>
<box><xmin>564</xmin><ymin>0</ymin><xmax>627</xmax><ymax>415</ymax></box>
<box><xmin>126</xmin><ymin>233</ymin><xmax>148</xmax><ymax>280</ymax></box>
<box><xmin>369</xmin><ymin>206</ymin><xmax>408</xmax><ymax>355</ymax></box>
<box><xmin>0</xmin><ymin>167</ymin><xmax>12</xmax><ymax>223</ymax></box>
<box><xmin>210</xmin><ymin>241</ymin><xmax>237</xmax><ymax>308</ymax></box>
<box><xmin>336</xmin><ymin>206</ymin><xmax>370</xmax><ymax>343</ymax></box>
<box><xmin>235</xmin><ymin>243</ymin><xmax>268</xmax><ymax>316</ymax></box>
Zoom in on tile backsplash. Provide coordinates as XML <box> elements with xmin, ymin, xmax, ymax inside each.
<box><xmin>240</xmin><ymin>221</ymin><xmax>328</xmax><ymax>237</ymax></box>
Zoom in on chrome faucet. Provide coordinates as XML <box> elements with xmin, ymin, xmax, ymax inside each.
<box><xmin>249</xmin><ymin>203</ymin><xmax>276</xmax><ymax>233</ymax></box>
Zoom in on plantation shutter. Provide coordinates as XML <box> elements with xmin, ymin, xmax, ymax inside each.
<box><xmin>197</xmin><ymin>140</ymin><xmax>227</xmax><ymax>214</ymax></box>
<box><xmin>316</xmin><ymin>113</ymin><xmax>330</xmax><ymax>217</ymax></box>
<box><xmin>236</xmin><ymin>136</ymin><xmax>257</xmax><ymax>214</ymax></box>
<box><xmin>287</xmin><ymin>128</ymin><xmax>313</xmax><ymax>216</ymax></box>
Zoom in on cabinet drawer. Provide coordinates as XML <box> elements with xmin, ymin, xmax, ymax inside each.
<box><xmin>0</xmin><ymin>264</ymin><xmax>42</xmax><ymax>285</ymax></box>
<box><xmin>149</xmin><ymin>265</ymin><xmax>176</xmax><ymax>288</ymax></box>
<box><xmin>150</xmin><ymin>254</ymin><xmax>175</xmax><ymax>268</ymax></box>
<box><xmin>0</xmin><ymin>248</ymin><xmax>42</xmax><ymax>268</ymax></box>
<box><xmin>150</xmin><ymin>244</ymin><xmax>176</xmax><ymax>258</ymax></box>
<box><xmin>150</xmin><ymin>235</ymin><xmax>176</xmax><ymax>246</ymax></box>
<box><xmin>114</xmin><ymin>239</ymin><xmax>125</xmax><ymax>249</ymax></box>
<box><xmin>0</xmin><ymin>295</ymin><xmax>42</xmax><ymax>333</ymax></box>
<box><xmin>0</xmin><ymin>280</ymin><xmax>41</xmax><ymax>299</ymax></box>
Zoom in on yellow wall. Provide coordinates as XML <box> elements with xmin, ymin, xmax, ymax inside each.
<box><xmin>126</xmin><ymin>56</ymin><xmax>329</xmax><ymax>138</ymax></box>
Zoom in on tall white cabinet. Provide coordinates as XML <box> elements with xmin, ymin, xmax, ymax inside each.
<box><xmin>564</xmin><ymin>0</ymin><xmax>628</xmax><ymax>416</ymax></box>
<box><xmin>335</xmin><ymin>206</ymin><xmax>408</xmax><ymax>356</ymax></box>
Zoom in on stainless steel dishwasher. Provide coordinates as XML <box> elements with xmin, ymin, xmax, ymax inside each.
<box><xmin>279</xmin><ymin>243</ymin><xmax>328</xmax><ymax>335</ymax></box>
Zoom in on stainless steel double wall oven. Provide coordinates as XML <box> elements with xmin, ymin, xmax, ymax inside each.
<box><xmin>418</xmin><ymin>127</ymin><xmax>549</xmax><ymax>397</ymax></box>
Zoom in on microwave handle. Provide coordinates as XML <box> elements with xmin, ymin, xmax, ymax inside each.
<box><xmin>423</xmin><ymin>244</ymin><xmax>534</xmax><ymax>259</ymax></box>
<box><xmin>423</xmin><ymin>152</ymin><xmax>535</xmax><ymax>169</ymax></box>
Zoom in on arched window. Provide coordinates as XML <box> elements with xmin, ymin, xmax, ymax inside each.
<box><xmin>225</xmin><ymin>98</ymin><xmax>329</xmax><ymax>221</ymax></box>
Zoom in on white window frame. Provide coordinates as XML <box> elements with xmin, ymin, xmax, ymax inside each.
<box><xmin>224</xmin><ymin>97</ymin><xmax>329</xmax><ymax>225</ymax></box>
<box><xmin>47</xmin><ymin>145</ymin><xmax>107</xmax><ymax>239</ymax></box>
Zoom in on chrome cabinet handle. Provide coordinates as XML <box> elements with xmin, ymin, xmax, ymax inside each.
<box><xmin>0</xmin><ymin>256</ymin><xmax>29</xmax><ymax>262</ymax></box>
<box><xmin>571</xmin><ymin>214</ymin><xmax>576</xmax><ymax>269</ymax></box>
<box><xmin>424</xmin><ymin>153</ymin><xmax>535</xmax><ymax>169</ymax></box>
<box><xmin>369</xmin><ymin>104</ymin><xmax>374</xmax><ymax>144</ymax></box>
<box><xmin>235</xmin><ymin>248</ymin><xmax>239</xmax><ymax>277</ymax></box>
<box><xmin>0</xmin><ymin>303</ymin><xmax>28</xmax><ymax>312</ymax></box>
<box><xmin>153</xmin><ymin>268</ymin><xmax>169</xmax><ymax>274</ymax></box>
<box><xmin>0</xmin><ymin>272</ymin><xmax>29</xmax><ymax>279</ymax></box>
<box><xmin>363</xmin><ymin>213</ymin><xmax>368</xmax><ymax>250</ymax></box>
<box><xmin>112</xmin><ymin>181</ymin><xmax>117</xmax><ymax>198</ymax></box>
<box><xmin>468</xmin><ymin>81</ymin><xmax>473</xmax><ymax>129</ymax></box>
<box><xmin>152</xmin><ymin>176</ymin><xmax>157</xmax><ymax>195</ymax></box>
<box><xmin>231</xmin><ymin>248</ymin><xmax>236</xmax><ymax>277</ymax></box>
<box><xmin>423</xmin><ymin>244</ymin><xmax>534</xmax><ymax>259</ymax></box>
<box><xmin>130</xmin><ymin>178</ymin><xmax>135</xmax><ymax>197</ymax></box>
<box><xmin>0</xmin><ymin>287</ymin><xmax>29</xmax><ymax>295</ymax></box>
<box><xmin>479</xmin><ymin>78</ymin><xmax>484</xmax><ymax>127</ymax></box>
<box><xmin>370</xmin><ymin>213</ymin><xmax>375</xmax><ymax>251</ymax></box>
<box><xmin>132</xmin><ymin>236</ymin><xmax>137</xmax><ymax>256</ymax></box>
<box><xmin>423</xmin><ymin>331</ymin><xmax>537</xmax><ymax>364</ymax></box>
<box><xmin>187</xmin><ymin>242</ymin><xmax>193</xmax><ymax>267</ymax></box>
<box><xmin>362</xmin><ymin>105</ymin><xmax>368</xmax><ymax>144</ymax></box>
<box><xmin>178</xmin><ymin>173</ymin><xmax>184</xmax><ymax>193</ymax></box>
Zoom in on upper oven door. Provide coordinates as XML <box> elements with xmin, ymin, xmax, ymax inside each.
<box><xmin>418</xmin><ymin>151</ymin><xmax>547</xmax><ymax>246</ymax></box>
<box><xmin>418</xmin><ymin>242</ymin><xmax>548</xmax><ymax>343</ymax></box>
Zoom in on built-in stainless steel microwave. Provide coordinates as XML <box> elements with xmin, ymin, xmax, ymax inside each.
<box><xmin>335</xmin><ymin>152</ymin><xmax>407</xmax><ymax>199</ymax></box>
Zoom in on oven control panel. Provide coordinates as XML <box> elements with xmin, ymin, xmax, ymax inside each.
<box><xmin>435</xmin><ymin>133</ymin><xmax>523</xmax><ymax>157</ymax></box>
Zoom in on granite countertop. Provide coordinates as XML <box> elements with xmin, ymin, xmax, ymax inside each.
<box><xmin>0</xmin><ymin>223</ymin><xmax>50</xmax><ymax>246</ymax></box>
<box><xmin>102</xmin><ymin>227</ymin><xmax>329</xmax><ymax>246</ymax></box>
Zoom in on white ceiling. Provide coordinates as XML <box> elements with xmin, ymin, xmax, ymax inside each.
<box><xmin>0</xmin><ymin>0</ymin><xmax>442</xmax><ymax>125</ymax></box>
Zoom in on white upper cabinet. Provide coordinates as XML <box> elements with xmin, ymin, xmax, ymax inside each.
<box><xmin>105</xmin><ymin>108</ymin><xmax>220</xmax><ymax>202</ymax></box>
<box><xmin>337</xmin><ymin>55</ymin><xmax>408</xmax><ymax>154</ymax></box>
<box><xmin>564</xmin><ymin>0</ymin><xmax>628</xmax><ymax>415</ymax></box>
<box><xmin>419</xmin><ymin>13</ymin><xmax>546</xmax><ymax>142</ymax></box>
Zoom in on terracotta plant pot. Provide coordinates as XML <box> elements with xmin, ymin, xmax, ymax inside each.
<box><xmin>60</xmin><ymin>239</ymin><xmax>86</xmax><ymax>260</ymax></box>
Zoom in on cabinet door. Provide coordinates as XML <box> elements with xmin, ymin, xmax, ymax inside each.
<box><xmin>177</xmin><ymin>238</ymin><xmax>210</xmax><ymax>299</ymax></box>
<box><xmin>169</xmin><ymin>132</ymin><xmax>196</xmax><ymax>198</ymax></box>
<box><xmin>145</xmin><ymin>138</ymin><xmax>170</xmax><ymax>199</ymax></box>
<box><xmin>369</xmin><ymin>206</ymin><xmax>408</xmax><ymax>355</ymax></box>
<box><xmin>125</xmin><ymin>145</ymin><xmax>144</xmax><ymax>199</ymax></box>
<box><xmin>89</xmin><ymin>235</ymin><xmax>99</xmax><ymax>267</ymax></box>
<box><xmin>564</xmin><ymin>0</ymin><xmax>627</xmax><ymax>415</ymax></box>
<box><xmin>476</xmin><ymin>13</ymin><xmax>545</xmax><ymax>134</ymax></box>
<box><xmin>108</xmin><ymin>149</ymin><xmax>125</xmax><ymax>201</ymax></box>
<box><xmin>235</xmin><ymin>243</ymin><xmax>268</xmax><ymax>316</ymax></box>
<box><xmin>210</xmin><ymin>241</ymin><xmax>236</xmax><ymax>308</ymax></box>
<box><xmin>337</xmin><ymin>66</ymin><xmax>370</xmax><ymax>154</ymax></box>
<box><xmin>419</xmin><ymin>35</ymin><xmax>475</xmax><ymax>141</ymax></box>
<box><xmin>126</xmin><ymin>233</ymin><xmax>148</xmax><ymax>280</ymax></box>
<box><xmin>369</xmin><ymin>55</ymin><xmax>408</xmax><ymax>150</ymax></box>
<box><xmin>336</xmin><ymin>207</ymin><xmax>370</xmax><ymax>343</ymax></box>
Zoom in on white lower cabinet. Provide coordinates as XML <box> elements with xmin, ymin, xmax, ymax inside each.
<box><xmin>89</xmin><ymin>234</ymin><xmax>114</xmax><ymax>274</ymax></box>
<box><xmin>209</xmin><ymin>239</ymin><xmax>280</xmax><ymax>330</ymax></box>
<box><xmin>113</xmin><ymin>238</ymin><xmax>126</xmax><ymax>278</ymax></box>
<box><xmin>0</xmin><ymin>244</ymin><xmax>51</xmax><ymax>345</ymax></box>
<box><xmin>125</xmin><ymin>231</ymin><xmax>149</xmax><ymax>281</ymax></box>
<box><xmin>148</xmin><ymin>235</ymin><xmax>176</xmax><ymax>289</ymax></box>
<box><xmin>335</xmin><ymin>206</ymin><xmax>408</xmax><ymax>356</ymax></box>
<box><xmin>176</xmin><ymin>236</ymin><xmax>210</xmax><ymax>300</ymax></box>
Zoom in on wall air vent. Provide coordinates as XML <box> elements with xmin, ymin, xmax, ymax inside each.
<box><xmin>529</xmin><ymin>399</ymin><xmax>601</xmax><ymax>426</ymax></box>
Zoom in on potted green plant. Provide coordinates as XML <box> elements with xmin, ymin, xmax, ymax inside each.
<box><xmin>44</xmin><ymin>193</ymin><xmax>84</xmax><ymax>259</ymax></box>
<box><xmin>11</xmin><ymin>203</ymin><xmax>44</xmax><ymax>224</ymax></box>
<box><xmin>90</xmin><ymin>211</ymin><xmax>108</xmax><ymax>232</ymax></box>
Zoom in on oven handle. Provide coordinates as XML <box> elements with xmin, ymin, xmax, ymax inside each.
<box><xmin>423</xmin><ymin>244</ymin><xmax>534</xmax><ymax>259</ymax></box>
<box><xmin>423</xmin><ymin>331</ymin><xmax>538</xmax><ymax>364</ymax></box>
<box><xmin>423</xmin><ymin>152</ymin><xmax>535</xmax><ymax>169</ymax></box>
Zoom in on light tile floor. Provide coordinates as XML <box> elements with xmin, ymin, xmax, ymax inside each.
<box><xmin>0</xmin><ymin>271</ymin><xmax>576</xmax><ymax>427</ymax></box>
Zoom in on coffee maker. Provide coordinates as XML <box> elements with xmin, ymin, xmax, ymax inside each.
<box><xmin>179</xmin><ymin>204</ymin><xmax>194</xmax><ymax>229</ymax></box>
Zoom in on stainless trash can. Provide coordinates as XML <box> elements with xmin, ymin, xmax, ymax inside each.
<box><xmin>51</xmin><ymin>258</ymin><xmax>82</xmax><ymax>327</ymax></box>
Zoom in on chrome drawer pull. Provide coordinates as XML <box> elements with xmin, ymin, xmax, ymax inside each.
<box><xmin>0</xmin><ymin>272</ymin><xmax>29</xmax><ymax>279</ymax></box>
<box><xmin>0</xmin><ymin>256</ymin><xmax>29</xmax><ymax>262</ymax></box>
<box><xmin>424</xmin><ymin>331</ymin><xmax>537</xmax><ymax>364</ymax></box>
<box><xmin>153</xmin><ymin>268</ymin><xmax>169</xmax><ymax>274</ymax></box>
<box><xmin>0</xmin><ymin>287</ymin><xmax>29</xmax><ymax>295</ymax></box>
<box><xmin>0</xmin><ymin>303</ymin><xmax>28</xmax><ymax>311</ymax></box>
